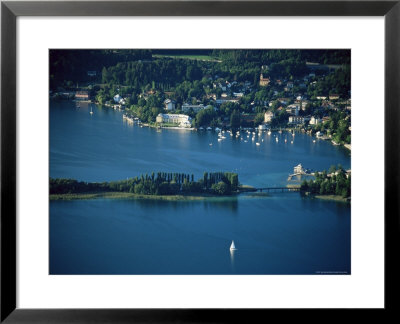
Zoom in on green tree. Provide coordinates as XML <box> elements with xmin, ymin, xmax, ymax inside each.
<box><xmin>230</xmin><ymin>110</ymin><xmax>241</xmax><ymax>130</ymax></box>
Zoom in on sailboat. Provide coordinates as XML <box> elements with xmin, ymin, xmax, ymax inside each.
<box><xmin>90</xmin><ymin>107</ymin><xmax>93</xmax><ymax>115</ymax></box>
<box><xmin>230</xmin><ymin>240</ymin><xmax>237</xmax><ymax>251</ymax></box>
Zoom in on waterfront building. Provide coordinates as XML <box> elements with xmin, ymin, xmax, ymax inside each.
<box><xmin>294</xmin><ymin>164</ymin><xmax>304</xmax><ymax>174</ymax></box>
<box><xmin>113</xmin><ymin>94</ymin><xmax>122</xmax><ymax>103</ymax></box>
<box><xmin>156</xmin><ymin>113</ymin><xmax>192</xmax><ymax>128</ymax></box>
<box><xmin>264</xmin><ymin>111</ymin><xmax>274</xmax><ymax>123</ymax></box>
<box><xmin>75</xmin><ymin>91</ymin><xmax>90</xmax><ymax>101</ymax></box>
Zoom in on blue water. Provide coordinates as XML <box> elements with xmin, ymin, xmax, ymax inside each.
<box><xmin>50</xmin><ymin>101</ymin><xmax>351</xmax><ymax>275</ymax></box>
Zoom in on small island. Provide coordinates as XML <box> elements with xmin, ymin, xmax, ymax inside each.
<box><xmin>50</xmin><ymin>172</ymin><xmax>240</xmax><ymax>200</ymax></box>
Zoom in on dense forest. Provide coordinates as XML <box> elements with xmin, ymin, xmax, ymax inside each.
<box><xmin>50</xmin><ymin>171</ymin><xmax>239</xmax><ymax>196</ymax></box>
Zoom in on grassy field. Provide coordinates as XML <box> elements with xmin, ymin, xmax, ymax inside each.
<box><xmin>49</xmin><ymin>191</ymin><xmax>246</xmax><ymax>201</ymax></box>
<box><xmin>152</xmin><ymin>54</ymin><xmax>221</xmax><ymax>62</ymax></box>
<box><xmin>314</xmin><ymin>195</ymin><xmax>350</xmax><ymax>203</ymax></box>
<box><xmin>49</xmin><ymin>192</ymin><xmax>211</xmax><ymax>201</ymax></box>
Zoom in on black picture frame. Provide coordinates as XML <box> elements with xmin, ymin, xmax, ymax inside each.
<box><xmin>1</xmin><ymin>0</ymin><xmax>399</xmax><ymax>322</ymax></box>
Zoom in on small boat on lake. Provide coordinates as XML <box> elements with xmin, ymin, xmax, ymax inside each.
<box><xmin>230</xmin><ymin>240</ymin><xmax>237</xmax><ymax>251</ymax></box>
<box><xmin>90</xmin><ymin>107</ymin><xmax>93</xmax><ymax>115</ymax></box>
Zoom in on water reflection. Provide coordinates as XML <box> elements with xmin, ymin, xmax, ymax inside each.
<box><xmin>121</xmin><ymin>196</ymin><xmax>240</xmax><ymax>213</ymax></box>
<box><xmin>230</xmin><ymin>249</ymin><xmax>236</xmax><ymax>273</ymax></box>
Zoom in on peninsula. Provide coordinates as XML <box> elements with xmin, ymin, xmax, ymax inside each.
<box><xmin>50</xmin><ymin>172</ymin><xmax>240</xmax><ymax>200</ymax></box>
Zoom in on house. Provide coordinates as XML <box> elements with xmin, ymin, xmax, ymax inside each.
<box><xmin>316</xmin><ymin>96</ymin><xmax>327</xmax><ymax>100</ymax></box>
<box><xmin>87</xmin><ymin>71</ymin><xmax>97</xmax><ymax>77</ymax></box>
<box><xmin>215</xmin><ymin>98</ymin><xmax>240</xmax><ymax>105</ymax></box>
<box><xmin>264</xmin><ymin>111</ymin><xmax>274</xmax><ymax>123</ymax></box>
<box><xmin>113</xmin><ymin>94</ymin><xmax>122</xmax><ymax>103</ymax></box>
<box><xmin>294</xmin><ymin>164</ymin><xmax>305</xmax><ymax>174</ymax></box>
<box><xmin>233</xmin><ymin>92</ymin><xmax>244</xmax><ymax>97</ymax></box>
<box><xmin>329</xmin><ymin>94</ymin><xmax>340</xmax><ymax>100</ymax></box>
<box><xmin>75</xmin><ymin>91</ymin><xmax>90</xmax><ymax>101</ymax></box>
<box><xmin>259</xmin><ymin>74</ymin><xmax>270</xmax><ymax>87</ymax></box>
<box><xmin>288</xmin><ymin>116</ymin><xmax>310</xmax><ymax>125</ymax></box>
<box><xmin>156</xmin><ymin>113</ymin><xmax>192</xmax><ymax>127</ymax></box>
<box><xmin>309</xmin><ymin>116</ymin><xmax>322</xmax><ymax>125</ymax></box>
<box><xmin>218</xmin><ymin>83</ymin><xmax>227</xmax><ymax>91</ymax></box>
<box><xmin>286</xmin><ymin>104</ymin><xmax>300</xmax><ymax>116</ymax></box>
<box><xmin>164</xmin><ymin>99</ymin><xmax>176</xmax><ymax>111</ymax></box>
<box><xmin>182</xmin><ymin>103</ymin><xmax>205</xmax><ymax>113</ymax></box>
<box><xmin>277</xmin><ymin>98</ymin><xmax>290</xmax><ymax>105</ymax></box>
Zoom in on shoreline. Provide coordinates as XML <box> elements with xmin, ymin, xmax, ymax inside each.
<box><xmin>93</xmin><ymin>100</ymin><xmax>351</xmax><ymax>151</ymax></box>
<box><xmin>50</xmin><ymin>191</ymin><xmax>240</xmax><ymax>201</ymax></box>
<box><xmin>313</xmin><ymin>194</ymin><xmax>350</xmax><ymax>203</ymax></box>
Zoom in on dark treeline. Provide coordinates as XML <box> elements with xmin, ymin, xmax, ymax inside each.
<box><xmin>50</xmin><ymin>49</ymin><xmax>152</xmax><ymax>88</ymax></box>
<box><xmin>300</xmin><ymin>165</ymin><xmax>351</xmax><ymax>198</ymax></box>
<box><xmin>101</xmin><ymin>59</ymin><xmax>204</xmax><ymax>91</ymax></box>
<box><xmin>211</xmin><ymin>49</ymin><xmax>350</xmax><ymax>65</ymax></box>
<box><xmin>50</xmin><ymin>49</ymin><xmax>350</xmax><ymax>90</ymax></box>
<box><xmin>50</xmin><ymin>171</ymin><xmax>239</xmax><ymax>196</ymax></box>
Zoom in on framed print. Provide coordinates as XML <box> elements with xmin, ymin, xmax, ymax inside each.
<box><xmin>1</xmin><ymin>0</ymin><xmax>399</xmax><ymax>322</ymax></box>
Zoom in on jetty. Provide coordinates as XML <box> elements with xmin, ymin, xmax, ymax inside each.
<box><xmin>239</xmin><ymin>186</ymin><xmax>300</xmax><ymax>193</ymax></box>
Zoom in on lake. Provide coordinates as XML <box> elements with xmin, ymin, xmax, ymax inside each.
<box><xmin>50</xmin><ymin>100</ymin><xmax>351</xmax><ymax>275</ymax></box>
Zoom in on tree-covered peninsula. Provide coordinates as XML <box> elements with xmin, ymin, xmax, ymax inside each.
<box><xmin>300</xmin><ymin>165</ymin><xmax>351</xmax><ymax>200</ymax></box>
<box><xmin>50</xmin><ymin>171</ymin><xmax>239</xmax><ymax>199</ymax></box>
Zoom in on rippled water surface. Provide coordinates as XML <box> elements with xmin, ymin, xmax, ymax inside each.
<box><xmin>50</xmin><ymin>101</ymin><xmax>351</xmax><ymax>274</ymax></box>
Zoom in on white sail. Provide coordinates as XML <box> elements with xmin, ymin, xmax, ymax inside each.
<box><xmin>230</xmin><ymin>240</ymin><xmax>236</xmax><ymax>250</ymax></box>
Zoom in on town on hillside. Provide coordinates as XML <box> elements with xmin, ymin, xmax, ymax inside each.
<box><xmin>50</xmin><ymin>49</ymin><xmax>351</xmax><ymax>149</ymax></box>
